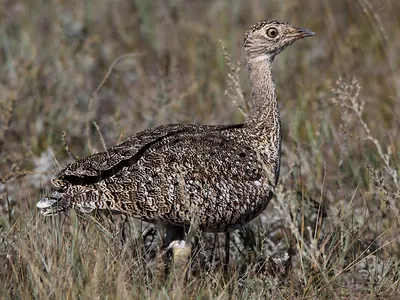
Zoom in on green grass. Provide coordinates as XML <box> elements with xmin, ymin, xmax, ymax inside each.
<box><xmin>1</xmin><ymin>0</ymin><xmax>399</xmax><ymax>298</ymax></box>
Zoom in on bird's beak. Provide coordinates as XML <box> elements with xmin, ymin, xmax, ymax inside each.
<box><xmin>292</xmin><ymin>27</ymin><xmax>316</xmax><ymax>39</ymax></box>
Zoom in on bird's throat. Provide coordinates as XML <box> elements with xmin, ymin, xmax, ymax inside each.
<box><xmin>245</xmin><ymin>56</ymin><xmax>280</xmax><ymax>136</ymax></box>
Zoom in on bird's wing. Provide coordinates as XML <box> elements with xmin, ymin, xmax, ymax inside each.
<box><xmin>53</xmin><ymin>123</ymin><xmax>243</xmax><ymax>188</ymax></box>
<box><xmin>133</xmin><ymin>128</ymin><xmax>266</xmax><ymax>184</ymax></box>
<box><xmin>106</xmin><ymin>129</ymin><xmax>273</xmax><ymax>228</ymax></box>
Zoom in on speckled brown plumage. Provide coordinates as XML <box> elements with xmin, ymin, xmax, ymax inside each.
<box><xmin>37</xmin><ymin>20</ymin><xmax>315</xmax><ymax>235</ymax></box>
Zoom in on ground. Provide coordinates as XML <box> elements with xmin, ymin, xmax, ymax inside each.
<box><xmin>0</xmin><ymin>0</ymin><xmax>399</xmax><ymax>299</ymax></box>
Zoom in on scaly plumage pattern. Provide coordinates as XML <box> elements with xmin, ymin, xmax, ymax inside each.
<box><xmin>37</xmin><ymin>20</ymin><xmax>315</xmax><ymax>235</ymax></box>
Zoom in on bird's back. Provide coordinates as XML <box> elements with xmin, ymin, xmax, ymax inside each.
<box><xmin>38</xmin><ymin>123</ymin><xmax>277</xmax><ymax>231</ymax></box>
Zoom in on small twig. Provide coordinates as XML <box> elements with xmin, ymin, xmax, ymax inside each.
<box><xmin>93</xmin><ymin>121</ymin><xmax>109</xmax><ymax>156</ymax></box>
<box><xmin>331</xmin><ymin>232</ymin><xmax>397</xmax><ymax>280</ymax></box>
<box><xmin>61</xmin><ymin>131</ymin><xmax>77</xmax><ymax>160</ymax></box>
<box><xmin>331</xmin><ymin>77</ymin><xmax>398</xmax><ymax>187</ymax></box>
<box><xmin>86</xmin><ymin>53</ymin><xmax>142</xmax><ymax>153</ymax></box>
<box><xmin>0</xmin><ymin>171</ymin><xmax>52</xmax><ymax>183</ymax></box>
<box><xmin>219</xmin><ymin>39</ymin><xmax>247</xmax><ymax>117</ymax></box>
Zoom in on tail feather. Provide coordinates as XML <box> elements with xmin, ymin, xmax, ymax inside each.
<box><xmin>37</xmin><ymin>191</ymin><xmax>69</xmax><ymax>216</ymax></box>
<box><xmin>37</xmin><ymin>183</ymin><xmax>122</xmax><ymax>216</ymax></box>
<box><xmin>37</xmin><ymin>186</ymin><xmax>101</xmax><ymax>216</ymax></box>
<box><xmin>36</xmin><ymin>195</ymin><xmax>58</xmax><ymax>209</ymax></box>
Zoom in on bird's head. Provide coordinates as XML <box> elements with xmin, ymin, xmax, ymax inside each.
<box><xmin>243</xmin><ymin>20</ymin><xmax>315</xmax><ymax>62</ymax></box>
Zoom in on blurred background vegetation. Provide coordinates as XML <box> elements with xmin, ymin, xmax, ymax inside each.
<box><xmin>0</xmin><ymin>0</ymin><xmax>399</xmax><ymax>298</ymax></box>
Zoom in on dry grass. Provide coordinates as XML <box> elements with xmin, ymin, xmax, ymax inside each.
<box><xmin>1</xmin><ymin>0</ymin><xmax>399</xmax><ymax>299</ymax></box>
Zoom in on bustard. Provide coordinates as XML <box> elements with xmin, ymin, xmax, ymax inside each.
<box><xmin>37</xmin><ymin>20</ymin><xmax>314</xmax><ymax>261</ymax></box>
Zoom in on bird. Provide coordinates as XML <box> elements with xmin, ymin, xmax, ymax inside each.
<box><xmin>37</xmin><ymin>19</ymin><xmax>315</xmax><ymax>263</ymax></box>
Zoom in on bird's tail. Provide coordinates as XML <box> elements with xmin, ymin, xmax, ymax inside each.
<box><xmin>37</xmin><ymin>185</ymin><xmax>102</xmax><ymax>216</ymax></box>
<box><xmin>37</xmin><ymin>190</ymin><xmax>69</xmax><ymax>216</ymax></box>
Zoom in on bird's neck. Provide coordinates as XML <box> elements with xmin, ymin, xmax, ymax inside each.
<box><xmin>245</xmin><ymin>55</ymin><xmax>280</xmax><ymax>137</ymax></box>
<box><xmin>244</xmin><ymin>55</ymin><xmax>281</xmax><ymax>185</ymax></box>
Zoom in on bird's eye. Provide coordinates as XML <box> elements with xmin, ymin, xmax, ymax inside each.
<box><xmin>266</xmin><ymin>27</ymin><xmax>278</xmax><ymax>38</ymax></box>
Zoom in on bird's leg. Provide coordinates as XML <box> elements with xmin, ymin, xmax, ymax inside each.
<box><xmin>224</xmin><ymin>231</ymin><xmax>234</xmax><ymax>298</ymax></box>
<box><xmin>224</xmin><ymin>231</ymin><xmax>230</xmax><ymax>274</ymax></box>
<box><xmin>154</xmin><ymin>222</ymin><xmax>190</xmax><ymax>282</ymax></box>
<box><xmin>165</xmin><ymin>225</ymin><xmax>189</xmax><ymax>274</ymax></box>
<box><xmin>163</xmin><ymin>224</ymin><xmax>191</xmax><ymax>292</ymax></box>
<box><xmin>165</xmin><ymin>224</ymin><xmax>186</xmax><ymax>246</ymax></box>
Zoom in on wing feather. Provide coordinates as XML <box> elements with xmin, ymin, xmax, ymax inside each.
<box><xmin>53</xmin><ymin>123</ymin><xmax>243</xmax><ymax>187</ymax></box>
